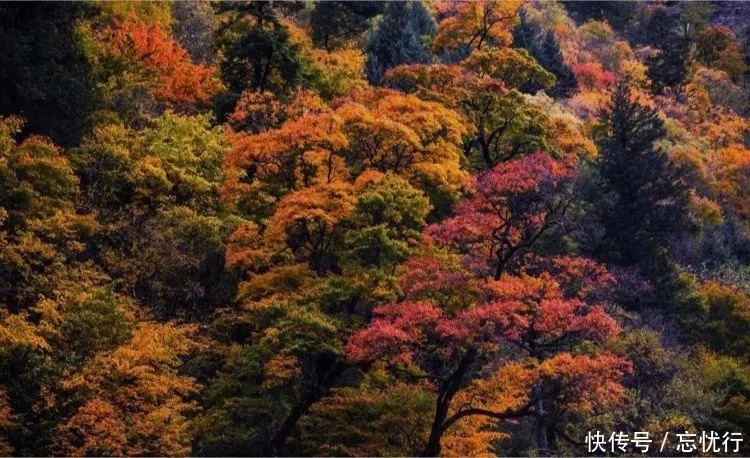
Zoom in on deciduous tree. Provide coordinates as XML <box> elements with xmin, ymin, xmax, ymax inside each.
<box><xmin>348</xmin><ymin>259</ymin><xmax>628</xmax><ymax>456</ymax></box>
<box><xmin>385</xmin><ymin>64</ymin><xmax>553</xmax><ymax>169</ymax></box>
<box><xmin>433</xmin><ymin>0</ymin><xmax>522</xmax><ymax>55</ymax></box>
<box><xmin>694</xmin><ymin>26</ymin><xmax>746</xmax><ymax>83</ymax></box>
<box><xmin>427</xmin><ymin>152</ymin><xmax>577</xmax><ymax>280</ymax></box>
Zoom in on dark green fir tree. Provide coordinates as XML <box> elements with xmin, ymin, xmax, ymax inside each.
<box><xmin>513</xmin><ymin>12</ymin><xmax>578</xmax><ymax>98</ymax></box>
<box><xmin>365</xmin><ymin>1</ymin><xmax>435</xmax><ymax>84</ymax></box>
<box><xmin>311</xmin><ymin>1</ymin><xmax>385</xmax><ymax>51</ymax></box>
<box><xmin>594</xmin><ymin>79</ymin><xmax>691</xmax><ymax>265</ymax></box>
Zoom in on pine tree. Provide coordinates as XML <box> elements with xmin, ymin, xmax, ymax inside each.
<box><xmin>511</xmin><ymin>9</ymin><xmax>536</xmax><ymax>50</ymax></box>
<box><xmin>310</xmin><ymin>1</ymin><xmax>385</xmax><ymax>51</ymax></box>
<box><xmin>365</xmin><ymin>1</ymin><xmax>435</xmax><ymax>84</ymax></box>
<box><xmin>215</xmin><ymin>2</ymin><xmax>303</xmax><ymax>119</ymax></box>
<box><xmin>535</xmin><ymin>31</ymin><xmax>578</xmax><ymax>98</ymax></box>
<box><xmin>0</xmin><ymin>3</ymin><xmax>98</xmax><ymax>147</ymax></box>
<box><xmin>594</xmin><ymin>80</ymin><xmax>691</xmax><ymax>265</ymax></box>
<box><xmin>642</xmin><ymin>6</ymin><xmax>690</xmax><ymax>93</ymax></box>
<box><xmin>563</xmin><ymin>1</ymin><xmax>638</xmax><ymax>32</ymax></box>
<box><xmin>647</xmin><ymin>37</ymin><xmax>690</xmax><ymax>94</ymax></box>
<box><xmin>513</xmin><ymin>12</ymin><xmax>578</xmax><ymax>98</ymax></box>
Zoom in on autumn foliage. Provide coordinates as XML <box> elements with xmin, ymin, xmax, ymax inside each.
<box><xmin>347</xmin><ymin>153</ymin><xmax>626</xmax><ymax>455</ymax></box>
<box><xmin>98</xmin><ymin>17</ymin><xmax>222</xmax><ymax>110</ymax></box>
<box><xmin>0</xmin><ymin>1</ymin><xmax>749</xmax><ymax>457</ymax></box>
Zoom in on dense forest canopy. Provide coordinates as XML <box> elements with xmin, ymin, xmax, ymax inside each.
<box><xmin>0</xmin><ymin>1</ymin><xmax>749</xmax><ymax>456</ymax></box>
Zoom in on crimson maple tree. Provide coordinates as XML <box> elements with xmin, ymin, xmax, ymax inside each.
<box><xmin>427</xmin><ymin>151</ymin><xmax>577</xmax><ymax>280</ymax></box>
<box><xmin>348</xmin><ymin>153</ymin><xmax>629</xmax><ymax>456</ymax></box>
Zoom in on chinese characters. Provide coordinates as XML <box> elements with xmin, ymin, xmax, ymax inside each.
<box><xmin>585</xmin><ymin>431</ymin><xmax>743</xmax><ymax>454</ymax></box>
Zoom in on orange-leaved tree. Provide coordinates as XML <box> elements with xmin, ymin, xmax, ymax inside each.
<box><xmin>385</xmin><ymin>64</ymin><xmax>554</xmax><ymax>169</ymax></box>
<box><xmin>433</xmin><ymin>0</ymin><xmax>523</xmax><ymax>54</ymax></box>
<box><xmin>222</xmin><ymin>87</ymin><xmax>468</xmax><ymax>219</ymax></box>
<box><xmin>96</xmin><ymin>16</ymin><xmax>222</xmax><ymax>112</ymax></box>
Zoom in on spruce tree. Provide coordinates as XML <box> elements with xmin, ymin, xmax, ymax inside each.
<box><xmin>535</xmin><ymin>31</ymin><xmax>578</xmax><ymax>98</ymax></box>
<box><xmin>646</xmin><ymin>37</ymin><xmax>690</xmax><ymax>94</ymax></box>
<box><xmin>513</xmin><ymin>12</ymin><xmax>578</xmax><ymax>98</ymax></box>
<box><xmin>642</xmin><ymin>7</ymin><xmax>690</xmax><ymax>93</ymax></box>
<box><xmin>595</xmin><ymin>80</ymin><xmax>691</xmax><ymax>265</ymax></box>
<box><xmin>172</xmin><ymin>1</ymin><xmax>216</xmax><ymax>65</ymax></box>
<box><xmin>0</xmin><ymin>2</ymin><xmax>98</xmax><ymax>147</ymax></box>
<box><xmin>512</xmin><ymin>9</ymin><xmax>536</xmax><ymax>50</ymax></box>
<box><xmin>215</xmin><ymin>2</ymin><xmax>303</xmax><ymax>119</ymax></box>
<box><xmin>365</xmin><ymin>1</ymin><xmax>435</xmax><ymax>84</ymax></box>
<box><xmin>310</xmin><ymin>1</ymin><xmax>385</xmax><ymax>51</ymax></box>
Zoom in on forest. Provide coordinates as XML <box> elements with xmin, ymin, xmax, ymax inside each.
<box><xmin>0</xmin><ymin>0</ymin><xmax>749</xmax><ymax>456</ymax></box>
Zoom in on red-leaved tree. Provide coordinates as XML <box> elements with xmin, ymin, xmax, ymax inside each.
<box><xmin>426</xmin><ymin>151</ymin><xmax>577</xmax><ymax>280</ymax></box>
<box><xmin>348</xmin><ymin>153</ymin><xmax>630</xmax><ymax>456</ymax></box>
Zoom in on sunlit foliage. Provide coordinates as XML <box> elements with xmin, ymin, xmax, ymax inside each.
<box><xmin>1</xmin><ymin>1</ymin><xmax>748</xmax><ymax>456</ymax></box>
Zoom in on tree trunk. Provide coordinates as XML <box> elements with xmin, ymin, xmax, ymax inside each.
<box><xmin>535</xmin><ymin>395</ymin><xmax>549</xmax><ymax>457</ymax></box>
<box><xmin>269</xmin><ymin>358</ymin><xmax>346</xmax><ymax>455</ymax></box>
<box><xmin>420</xmin><ymin>349</ymin><xmax>477</xmax><ymax>457</ymax></box>
<box><xmin>270</xmin><ymin>398</ymin><xmax>310</xmax><ymax>455</ymax></box>
<box><xmin>422</xmin><ymin>398</ymin><xmax>449</xmax><ymax>457</ymax></box>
